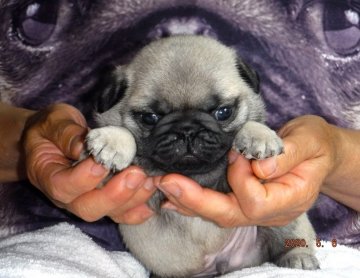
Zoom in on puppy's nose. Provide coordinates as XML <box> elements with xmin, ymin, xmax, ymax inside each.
<box><xmin>181</xmin><ymin>126</ymin><xmax>196</xmax><ymax>138</ymax></box>
<box><xmin>176</xmin><ymin>121</ymin><xmax>198</xmax><ymax>140</ymax></box>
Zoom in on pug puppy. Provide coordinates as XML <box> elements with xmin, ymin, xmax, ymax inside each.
<box><xmin>86</xmin><ymin>35</ymin><xmax>319</xmax><ymax>277</ymax></box>
<box><xmin>1</xmin><ymin>0</ymin><xmax>359</xmax><ymax>252</ymax></box>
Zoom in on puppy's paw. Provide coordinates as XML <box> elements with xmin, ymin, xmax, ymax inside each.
<box><xmin>86</xmin><ymin>126</ymin><xmax>136</xmax><ymax>171</ymax></box>
<box><xmin>233</xmin><ymin>121</ymin><xmax>283</xmax><ymax>159</ymax></box>
<box><xmin>276</xmin><ymin>250</ymin><xmax>320</xmax><ymax>270</ymax></box>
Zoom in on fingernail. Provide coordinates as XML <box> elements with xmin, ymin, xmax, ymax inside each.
<box><xmin>143</xmin><ymin>178</ymin><xmax>155</xmax><ymax>191</ymax></box>
<box><xmin>162</xmin><ymin>202</ymin><xmax>178</xmax><ymax>211</ymax></box>
<box><xmin>125</xmin><ymin>170</ymin><xmax>145</xmax><ymax>189</ymax></box>
<box><xmin>71</xmin><ymin>135</ymin><xmax>84</xmax><ymax>157</ymax></box>
<box><xmin>228</xmin><ymin>150</ymin><xmax>239</xmax><ymax>164</ymax></box>
<box><xmin>142</xmin><ymin>209</ymin><xmax>154</xmax><ymax>220</ymax></box>
<box><xmin>91</xmin><ymin>163</ymin><xmax>107</xmax><ymax>177</ymax></box>
<box><xmin>255</xmin><ymin>156</ymin><xmax>277</xmax><ymax>178</ymax></box>
<box><xmin>158</xmin><ymin>181</ymin><xmax>182</xmax><ymax>198</ymax></box>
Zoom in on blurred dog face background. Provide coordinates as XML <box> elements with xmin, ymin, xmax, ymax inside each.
<box><xmin>0</xmin><ymin>0</ymin><xmax>359</xmax><ymax>248</ymax></box>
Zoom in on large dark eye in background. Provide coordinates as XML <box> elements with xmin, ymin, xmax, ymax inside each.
<box><xmin>323</xmin><ymin>1</ymin><xmax>360</xmax><ymax>56</ymax></box>
<box><xmin>141</xmin><ymin>113</ymin><xmax>161</xmax><ymax>126</ymax></box>
<box><xmin>213</xmin><ymin>106</ymin><xmax>232</xmax><ymax>121</ymax></box>
<box><xmin>14</xmin><ymin>1</ymin><xmax>60</xmax><ymax>46</ymax></box>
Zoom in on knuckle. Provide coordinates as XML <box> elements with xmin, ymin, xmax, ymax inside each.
<box><xmin>26</xmin><ymin>150</ymin><xmax>50</xmax><ymax>188</ymax></box>
<box><xmin>25</xmin><ymin>158</ymin><xmax>39</xmax><ymax>186</ymax></box>
<box><xmin>47</xmin><ymin>181</ymin><xmax>70</xmax><ymax>203</ymax></box>
<box><xmin>25</xmin><ymin>147</ymin><xmax>73</xmax><ymax>203</ymax></box>
<box><xmin>241</xmin><ymin>201</ymin><xmax>266</xmax><ymax>222</ymax></box>
<box><xmin>45</xmin><ymin>169</ymin><xmax>74</xmax><ymax>204</ymax></box>
<box><xmin>52</xmin><ymin>103</ymin><xmax>86</xmax><ymax>127</ymax></box>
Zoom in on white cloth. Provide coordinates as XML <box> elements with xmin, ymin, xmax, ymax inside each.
<box><xmin>0</xmin><ymin>223</ymin><xmax>359</xmax><ymax>278</ymax></box>
<box><xmin>0</xmin><ymin>223</ymin><xmax>148</xmax><ymax>278</ymax></box>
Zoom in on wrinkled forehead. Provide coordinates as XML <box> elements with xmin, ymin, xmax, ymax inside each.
<box><xmin>127</xmin><ymin>65</ymin><xmax>244</xmax><ymax>112</ymax></box>
<box><xmin>126</xmin><ymin>40</ymin><xmax>246</xmax><ymax>112</ymax></box>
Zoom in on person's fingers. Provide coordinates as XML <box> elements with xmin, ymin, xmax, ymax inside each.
<box><xmin>251</xmin><ymin>136</ymin><xmax>317</xmax><ymax>180</ymax></box>
<box><xmin>38</xmin><ymin>104</ymin><xmax>88</xmax><ymax>160</ymax></box>
<box><xmin>228</xmin><ymin>155</ymin><xmax>319</xmax><ymax>221</ymax></box>
<box><xmin>230</xmin><ymin>155</ymin><xmax>304</xmax><ymax>218</ymax></box>
<box><xmin>108</xmin><ymin>176</ymin><xmax>157</xmax><ymax>224</ymax></box>
<box><xmin>161</xmin><ymin>200</ymin><xmax>197</xmax><ymax>216</ymax></box>
<box><xmin>25</xmin><ymin>136</ymin><xmax>109</xmax><ymax>203</ymax></box>
<box><xmin>66</xmin><ymin>167</ymin><xmax>149</xmax><ymax>222</ymax></box>
<box><xmin>47</xmin><ymin>158</ymin><xmax>109</xmax><ymax>203</ymax></box>
<box><xmin>158</xmin><ymin>174</ymin><xmax>251</xmax><ymax>227</ymax></box>
<box><xmin>22</xmin><ymin>103</ymin><xmax>160</xmax><ymax>224</ymax></box>
<box><xmin>159</xmin><ymin>153</ymin><xmax>323</xmax><ymax>227</ymax></box>
<box><xmin>111</xmin><ymin>204</ymin><xmax>154</xmax><ymax>225</ymax></box>
<box><xmin>159</xmin><ymin>155</ymin><xmax>315</xmax><ymax>226</ymax></box>
<box><xmin>25</xmin><ymin>104</ymin><xmax>88</xmax><ymax>160</ymax></box>
<box><xmin>252</xmin><ymin>116</ymin><xmax>332</xmax><ymax>180</ymax></box>
<box><xmin>46</xmin><ymin>121</ymin><xmax>88</xmax><ymax>160</ymax></box>
<box><xmin>161</xmin><ymin>197</ymin><xmax>198</xmax><ymax>216</ymax></box>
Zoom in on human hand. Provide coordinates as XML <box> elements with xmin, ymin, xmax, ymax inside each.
<box><xmin>157</xmin><ymin>115</ymin><xmax>337</xmax><ymax>227</ymax></box>
<box><xmin>23</xmin><ymin>103</ymin><xmax>156</xmax><ymax>224</ymax></box>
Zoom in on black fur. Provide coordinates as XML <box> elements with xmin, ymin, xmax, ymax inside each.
<box><xmin>236</xmin><ymin>59</ymin><xmax>260</xmax><ymax>93</ymax></box>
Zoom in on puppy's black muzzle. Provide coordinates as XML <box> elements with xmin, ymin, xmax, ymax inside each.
<box><xmin>146</xmin><ymin>110</ymin><xmax>233</xmax><ymax>175</ymax></box>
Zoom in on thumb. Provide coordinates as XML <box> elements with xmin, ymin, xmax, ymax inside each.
<box><xmin>252</xmin><ymin>134</ymin><xmax>318</xmax><ymax>179</ymax></box>
<box><xmin>46</xmin><ymin>104</ymin><xmax>88</xmax><ymax>160</ymax></box>
<box><xmin>49</xmin><ymin>121</ymin><xmax>88</xmax><ymax>160</ymax></box>
<box><xmin>26</xmin><ymin>104</ymin><xmax>88</xmax><ymax>160</ymax></box>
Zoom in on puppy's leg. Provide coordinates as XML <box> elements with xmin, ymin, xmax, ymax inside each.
<box><xmin>259</xmin><ymin>214</ymin><xmax>320</xmax><ymax>270</ymax></box>
<box><xmin>233</xmin><ymin>121</ymin><xmax>283</xmax><ymax>159</ymax></box>
<box><xmin>85</xmin><ymin>126</ymin><xmax>136</xmax><ymax>171</ymax></box>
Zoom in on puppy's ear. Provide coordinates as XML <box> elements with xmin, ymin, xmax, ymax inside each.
<box><xmin>236</xmin><ymin>59</ymin><xmax>260</xmax><ymax>93</ymax></box>
<box><xmin>93</xmin><ymin>66</ymin><xmax>128</xmax><ymax>113</ymax></box>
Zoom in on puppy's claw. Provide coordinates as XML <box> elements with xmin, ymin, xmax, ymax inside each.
<box><xmin>234</xmin><ymin>121</ymin><xmax>284</xmax><ymax>160</ymax></box>
<box><xmin>85</xmin><ymin>126</ymin><xmax>137</xmax><ymax>172</ymax></box>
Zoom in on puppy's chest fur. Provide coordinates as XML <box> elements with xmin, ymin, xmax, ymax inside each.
<box><xmin>119</xmin><ymin>208</ymin><xmax>262</xmax><ymax>277</ymax></box>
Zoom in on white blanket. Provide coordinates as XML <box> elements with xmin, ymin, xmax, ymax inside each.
<box><xmin>0</xmin><ymin>223</ymin><xmax>359</xmax><ymax>278</ymax></box>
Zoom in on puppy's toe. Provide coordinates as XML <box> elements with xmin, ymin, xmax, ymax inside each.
<box><xmin>276</xmin><ymin>252</ymin><xmax>320</xmax><ymax>270</ymax></box>
<box><xmin>234</xmin><ymin>121</ymin><xmax>284</xmax><ymax>160</ymax></box>
<box><xmin>85</xmin><ymin>126</ymin><xmax>136</xmax><ymax>171</ymax></box>
<box><xmin>264</xmin><ymin>134</ymin><xmax>284</xmax><ymax>158</ymax></box>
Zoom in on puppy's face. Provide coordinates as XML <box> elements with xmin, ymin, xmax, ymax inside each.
<box><xmin>96</xmin><ymin>36</ymin><xmax>261</xmax><ymax>178</ymax></box>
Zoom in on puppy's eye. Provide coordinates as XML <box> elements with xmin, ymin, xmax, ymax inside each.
<box><xmin>213</xmin><ymin>107</ymin><xmax>232</xmax><ymax>121</ymax></box>
<box><xmin>141</xmin><ymin>113</ymin><xmax>161</xmax><ymax>126</ymax></box>
<box><xmin>14</xmin><ymin>1</ymin><xmax>60</xmax><ymax>46</ymax></box>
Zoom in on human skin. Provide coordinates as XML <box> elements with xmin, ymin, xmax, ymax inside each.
<box><xmin>1</xmin><ymin>103</ymin><xmax>359</xmax><ymax>226</ymax></box>
<box><xmin>0</xmin><ymin>102</ymin><xmax>35</xmax><ymax>182</ymax></box>
<box><xmin>1</xmin><ymin>102</ymin><xmax>156</xmax><ymax>225</ymax></box>
<box><xmin>158</xmin><ymin>115</ymin><xmax>360</xmax><ymax>227</ymax></box>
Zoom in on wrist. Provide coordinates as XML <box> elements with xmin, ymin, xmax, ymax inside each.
<box><xmin>322</xmin><ymin>123</ymin><xmax>360</xmax><ymax>210</ymax></box>
<box><xmin>0</xmin><ymin>102</ymin><xmax>36</xmax><ymax>182</ymax></box>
